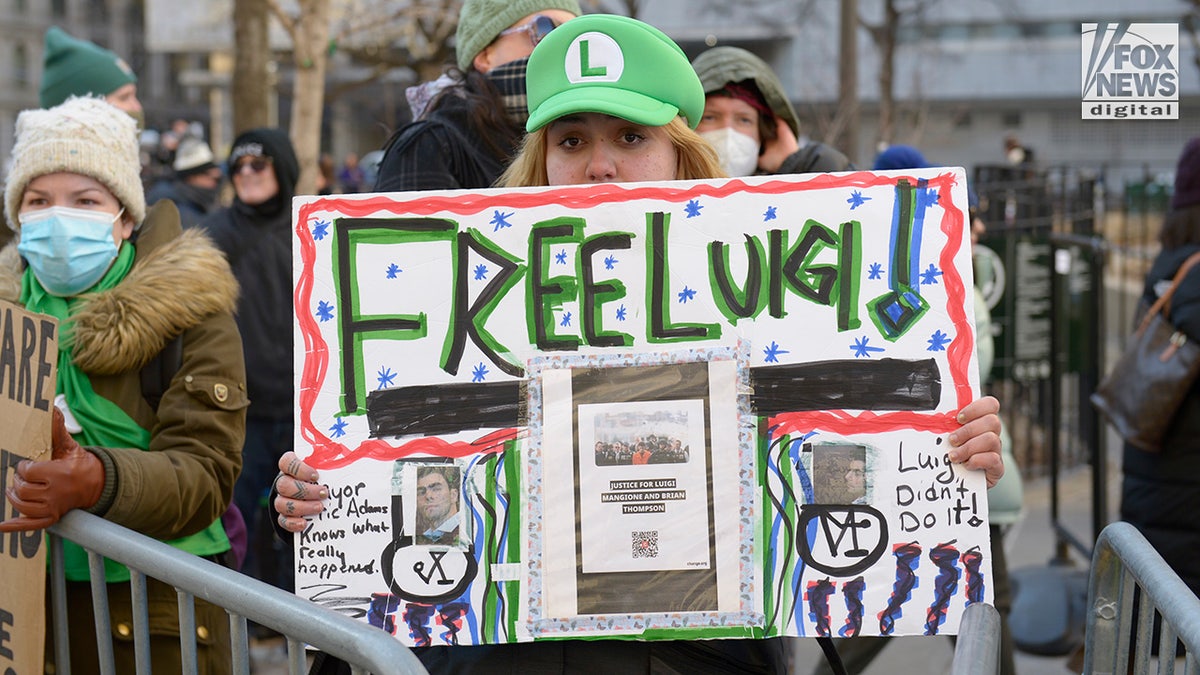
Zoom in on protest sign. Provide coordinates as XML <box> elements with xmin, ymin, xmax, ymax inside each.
<box><xmin>0</xmin><ymin>299</ymin><xmax>58</xmax><ymax>674</ymax></box>
<box><xmin>292</xmin><ymin>168</ymin><xmax>988</xmax><ymax>645</ymax></box>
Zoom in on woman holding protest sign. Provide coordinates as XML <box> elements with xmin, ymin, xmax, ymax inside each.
<box><xmin>504</xmin><ymin>14</ymin><xmax>1000</xmax><ymax>488</ymax></box>
<box><xmin>275</xmin><ymin>14</ymin><xmax>1005</xmax><ymax>674</ymax></box>
<box><xmin>0</xmin><ymin>96</ymin><xmax>246</xmax><ymax>675</ymax></box>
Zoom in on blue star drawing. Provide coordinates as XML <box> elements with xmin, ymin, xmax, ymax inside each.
<box><xmin>555</xmin><ymin>249</ymin><xmax>568</xmax><ymax>264</ymax></box>
<box><xmin>560</xmin><ymin>311</ymin><xmax>573</xmax><ymax>327</ymax></box>
<box><xmin>677</xmin><ymin>286</ymin><xmax>697</xmax><ymax>303</ymax></box>
<box><xmin>927</xmin><ymin>329</ymin><xmax>951</xmax><ymax>352</ymax></box>
<box><xmin>376</xmin><ymin>366</ymin><xmax>397</xmax><ymax>389</ymax></box>
<box><xmin>918</xmin><ymin>189</ymin><xmax>941</xmax><ymax>209</ymax></box>
<box><xmin>473</xmin><ymin>263</ymin><xmax>489</xmax><ymax>281</ymax></box>
<box><xmin>868</xmin><ymin>262</ymin><xmax>884</xmax><ymax>280</ymax></box>
<box><xmin>472</xmin><ymin>363</ymin><xmax>489</xmax><ymax>382</ymax></box>
<box><xmin>329</xmin><ymin>418</ymin><xmax>348</xmax><ymax>438</ymax></box>
<box><xmin>850</xmin><ymin>336</ymin><xmax>885</xmax><ymax>358</ymax></box>
<box><xmin>920</xmin><ymin>263</ymin><xmax>943</xmax><ymax>285</ymax></box>
<box><xmin>763</xmin><ymin>206</ymin><xmax>778</xmax><ymax>221</ymax></box>
<box><xmin>385</xmin><ymin>263</ymin><xmax>402</xmax><ymax>279</ymax></box>
<box><xmin>763</xmin><ymin>340</ymin><xmax>789</xmax><ymax>363</ymax></box>
<box><xmin>311</xmin><ymin>220</ymin><xmax>330</xmax><ymax>241</ymax></box>
<box><xmin>616</xmin><ymin>304</ymin><xmax>628</xmax><ymax>321</ymax></box>
<box><xmin>490</xmin><ymin>209</ymin><xmax>514</xmax><ymax>231</ymax></box>
<box><xmin>685</xmin><ymin>199</ymin><xmax>704</xmax><ymax>218</ymax></box>
<box><xmin>847</xmin><ymin>190</ymin><xmax>871</xmax><ymax>209</ymax></box>
<box><xmin>315</xmin><ymin>300</ymin><xmax>335</xmax><ymax>322</ymax></box>
<box><xmin>604</xmin><ymin>255</ymin><xmax>618</xmax><ymax>270</ymax></box>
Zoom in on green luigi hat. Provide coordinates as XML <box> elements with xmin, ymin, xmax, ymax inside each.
<box><xmin>40</xmin><ymin>26</ymin><xmax>137</xmax><ymax>109</ymax></box>
<box><xmin>525</xmin><ymin>14</ymin><xmax>704</xmax><ymax>132</ymax></box>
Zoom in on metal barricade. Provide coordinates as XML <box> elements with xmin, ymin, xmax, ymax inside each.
<box><xmin>949</xmin><ymin>602</ymin><xmax>1001</xmax><ymax>675</ymax></box>
<box><xmin>47</xmin><ymin>510</ymin><xmax>428</xmax><ymax>675</ymax></box>
<box><xmin>1084</xmin><ymin>521</ymin><xmax>1200</xmax><ymax>674</ymax></box>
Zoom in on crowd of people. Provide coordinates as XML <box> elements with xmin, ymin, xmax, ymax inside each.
<box><xmin>594</xmin><ymin>436</ymin><xmax>691</xmax><ymax>466</ymax></box>
<box><xmin>24</xmin><ymin>2</ymin><xmax>1200</xmax><ymax>673</ymax></box>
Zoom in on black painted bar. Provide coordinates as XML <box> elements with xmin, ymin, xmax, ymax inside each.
<box><xmin>365</xmin><ymin>358</ymin><xmax>941</xmax><ymax>437</ymax></box>
<box><xmin>749</xmin><ymin>358</ymin><xmax>941</xmax><ymax>415</ymax></box>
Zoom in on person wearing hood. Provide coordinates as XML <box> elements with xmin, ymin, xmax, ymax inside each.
<box><xmin>691</xmin><ymin>46</ymin><xmax>853</xmax><ymax>177</ymax></box>
<box><xmin>373</xmin><ymin>0</ymin><xmax>581</xmax><ymax>192</ymax></box>
<box><xmin>147</xmin><ymin>136</ymin><xmax>224</xmax><ymax>229</ymax></box>
<box><xmin>0</xmin><ymin>96</ymin><xmax>246</xmax><ymax>674</ymax></box>
<box><xmin>198</xmin><ymin>128</ymin><xmax>299</xmax><ymax>597</ymax></box>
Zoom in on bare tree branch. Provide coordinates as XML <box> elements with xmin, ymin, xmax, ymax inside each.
<box><xmin>264</xmin><ymin>0</ymin><xmax>297</xmax><ymax>39</ymax></box>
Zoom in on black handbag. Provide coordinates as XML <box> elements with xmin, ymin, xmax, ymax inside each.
<box><xmin>1091</xmin><ymin>251</ymin><xmax>1200</xmax><ymax>452</ymax></box>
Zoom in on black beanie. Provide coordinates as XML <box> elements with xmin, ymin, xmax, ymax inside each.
<box><xmin>228</xmin><ymin>127</ymin><xmax>299</xmax><ymax>213</ymax></box>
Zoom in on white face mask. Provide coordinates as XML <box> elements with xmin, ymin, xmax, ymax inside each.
<box><xmin>700</xmin><ymin>127</ymin><xmax>760</xmax><ymax>177</ymax></box>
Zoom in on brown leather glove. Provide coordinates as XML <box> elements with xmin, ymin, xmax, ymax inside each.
<box><xmin>0</xmin><ymin>407</ymin><xmax>105</xmax><ymax>532</ymax></box>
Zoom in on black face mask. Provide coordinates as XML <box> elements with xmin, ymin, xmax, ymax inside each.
<box><xmin>487</xmin><ymin>57</ymin><xmax>530</xmax><ymax>126</ymax></box>
<box><xmin>192</xmin><ymin>184</ymin><xmax>221</xmax><ymax>209</ymax></box>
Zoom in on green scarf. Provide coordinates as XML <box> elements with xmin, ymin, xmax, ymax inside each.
<box><xmin>22</xmin><ymin>243</ymin><xmax>228</xmax><ymax>581</ymax></box>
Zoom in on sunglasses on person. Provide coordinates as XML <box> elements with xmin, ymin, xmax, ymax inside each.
<box><xmin>498</xmin><ymin>15</ymin><xmax>558</xmax><ymax>47</ymax></box>
<box><xmin>233</xmin><ymin>157</ymin><xmax>272</xmax><ymax>175</ymax></box>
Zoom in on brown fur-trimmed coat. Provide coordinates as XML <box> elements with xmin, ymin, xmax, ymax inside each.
<box><xmin>0</xmin><ymin>200</ymin><xmax>247</xmax><ymax>540</ymax></box>
<box><xmin>3</xmin><ymin>200</ymin><xmax>248</xmax><ymax>674</ymax></box>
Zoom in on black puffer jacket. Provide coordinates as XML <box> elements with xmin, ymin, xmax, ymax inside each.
<box><xmin>199</xmin><ymin>128</ymin><xmax>299</xmax><ymax>420</ymax></box>
<box><xmin>1120</xmin><ymin>242</ymin><xmax>1200</xmax><ymax>596</ymax></box>
<box><xmin>374</xmin><ymin>92</ymin><xmax>514</xmax><ymax>192</ymax></box>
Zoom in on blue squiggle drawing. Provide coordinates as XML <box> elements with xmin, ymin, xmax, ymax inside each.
<box><xmin>437</xmin><ymin>602</ymin><xmax>469</xmax><ymax>645</ymax></box>
<box><xmin>839</xmin><ymin>576</ymin><xmax>866</xmax><ymax>637</ymax></box>
<box><xmin>925</xmin><ymin>541</ymin><xmax>961</xmax><ymax>635</ymax></box>
<box><xmin>367</xmin><ymin>592</ymin><xmax>400</xmax><ymax>634</ymax></box>
<box><xmin>404</xmin><ymin>602</ymin><xmax>435</xmax><ymax>646</ymax></box>
<box><xmin>879</xmin><ymin>542</ymin><xmax>921</xmax><ymax>635</ymax></box>
<box><xmin>961</xmin><ymin>545</ymin><xmax>985</xmax><ymax>605</ymax></box>
<box><xmin>806</xmin><ymin>578</ymin><xmax>837</xmax><ymax>637</ymax></box>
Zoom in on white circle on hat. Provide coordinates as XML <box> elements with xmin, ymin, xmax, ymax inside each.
<box><xmin>565</xmin><ymin>32</ymin><xmax>624</xmax><ymax>83</ymax></box>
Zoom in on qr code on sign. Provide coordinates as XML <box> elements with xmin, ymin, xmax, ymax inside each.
<box><xmin>632</xmin><ymin>530</ymin><xmax>659</xmax><ymax>559</ymax></box>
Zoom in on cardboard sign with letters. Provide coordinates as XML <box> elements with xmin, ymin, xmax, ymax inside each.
<box><xmin>0</xmin><ymin>298</ymin><xmax>58</xmax><ymax>674</ymax></box>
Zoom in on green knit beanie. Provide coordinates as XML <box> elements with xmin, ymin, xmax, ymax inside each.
<box><xmin>454</xmin><ymin>0</ymin><xmax>581</xmax><ymax>72</ymax></box>
<box><xmin>525</xmin><ymin>14</ymin><xmax>704</xmax><ymax>132</ymax></box>
<box><xmin>39</xmin><ymin>26</ymin><xmax>137</xmax><ymax>109</ymax></box>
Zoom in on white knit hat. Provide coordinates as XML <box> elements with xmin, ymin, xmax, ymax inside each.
<box><xmin>173</xmin><ymin>137</ymin><xmax>217</xmax><ymax>174</ymax></box>
<box><xmin>4</xmin><ymin>96</ymin><xmax>146</xmax><ymax>232</ymax></box>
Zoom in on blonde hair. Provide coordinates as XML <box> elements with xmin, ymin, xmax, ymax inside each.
<box><xmin>497</xmin><ymin>116</ymin><xmax>726</xmax><ymax>188</ymax></box>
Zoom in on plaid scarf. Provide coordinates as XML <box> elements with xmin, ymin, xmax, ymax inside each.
<box><xmin>489</xmin><ymin>57</ymin><xmax>530</xmax><ymax>126</ymax></box>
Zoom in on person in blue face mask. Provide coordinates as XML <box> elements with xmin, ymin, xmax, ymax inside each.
<box><xmin>0</xmin><ymin>96</ymin><xmax>247</xmax><ymax>675</ymax></box>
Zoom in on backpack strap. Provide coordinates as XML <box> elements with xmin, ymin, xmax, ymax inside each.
<box><xmin>140</xmin><ymin>335</ymin><xmax>184</xmax><ymax>410</ymax></box>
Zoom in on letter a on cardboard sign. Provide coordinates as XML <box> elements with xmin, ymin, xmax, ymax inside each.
<box><xmin>0</xmin><ymin>298</ymin><xmax>58</xmax><ymax>675</ymax></box>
